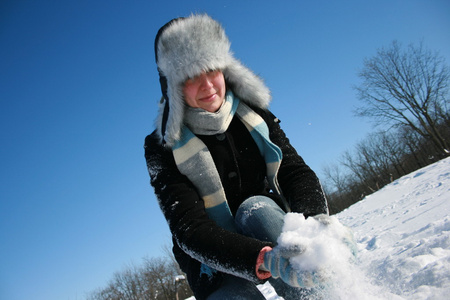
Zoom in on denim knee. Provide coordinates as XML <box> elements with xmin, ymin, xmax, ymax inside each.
<box><xmin>235</xmin><ymin>196</ymin><xmax>285</xmax><ymax>243</ymax></box>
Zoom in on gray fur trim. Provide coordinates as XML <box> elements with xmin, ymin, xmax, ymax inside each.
<box><xmin>155</xmin><ymin>14</ymin><xmax>271</xmax><ymax>147</ymax></box>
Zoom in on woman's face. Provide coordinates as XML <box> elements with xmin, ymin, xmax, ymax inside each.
<box><xmin>183</xmin><ymin>70</ymin><xmax>226</xmax><ymax>113</ymax></box>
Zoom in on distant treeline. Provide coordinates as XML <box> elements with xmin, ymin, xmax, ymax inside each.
<box><xmin>322</xmin><ymin>119</ymin><xmax>449</xmax><ymax>215</ymax></box>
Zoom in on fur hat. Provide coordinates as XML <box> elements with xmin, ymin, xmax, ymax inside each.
<box><xmin>155</xmin><ymin>14</ymin><xmax>271</xmax><ymax>146</ymax></box>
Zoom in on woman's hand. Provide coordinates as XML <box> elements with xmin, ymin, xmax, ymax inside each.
<box><xmin>258</xmin><ymin>244</ymin><xmax>322</xmax><ymax>288</ymax></box>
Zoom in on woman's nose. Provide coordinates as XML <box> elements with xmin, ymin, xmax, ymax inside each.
<box><xmin>199</xmin><ymin>74</ymin><xmax>213</xmax><ymax>89</ymax></box>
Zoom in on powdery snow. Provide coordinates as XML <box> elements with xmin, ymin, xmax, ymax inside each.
<box><xmin>337</xmin><ymin>157</ymin><xmax>450</xmax><ymax>299</ymax></box>
<box><xmin>276</xmin><ymin>213</ymin><xmax>377</xmax><ymax>299</ymax></box>
<box><xmin>191</xmin><ymin>157</ymin><xmax>450</xmax><ymax>299</ymax></box>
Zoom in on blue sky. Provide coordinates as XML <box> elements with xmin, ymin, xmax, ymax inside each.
<box><xmin>1</xmin><ymin>1</ymin><xmax>449</xmax><ymax>299</ymax></box>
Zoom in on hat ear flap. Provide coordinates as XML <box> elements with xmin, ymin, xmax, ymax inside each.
<box><xmin>158</xmin><ymin>68</ymin><xmax>169</xmax><ymax>102</ymax></box>
<box><xmin>157</xmin><ymin>68</ymin><xmax>170</xmax><ymax>144</ymax></box>
<box><xmin>223</xmin><ymin>58</ymin><xmax>271</xmax><ymax>109</ymax></box>
<box><xmin>159</xmin><ymin>98</ymin><xmax>169</xmax><ymax>145</ymax></box>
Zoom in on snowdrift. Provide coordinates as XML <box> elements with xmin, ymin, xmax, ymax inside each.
<box><xmin>337</xmin><ymin>157</ymin><xmax>450</xmax><ymax>299</ymax></box>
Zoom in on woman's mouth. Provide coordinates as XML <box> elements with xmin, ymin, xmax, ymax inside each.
<box><xmin>199</xmin><ymin>93</ymin><xmax>216</xmax><ymax>102</ymax></box>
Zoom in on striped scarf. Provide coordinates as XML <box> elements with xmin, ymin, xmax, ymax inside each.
<box><xmin>172</xmin><ymin>91</ymin><xmax>283</xmax><ymax>232</ymax></box>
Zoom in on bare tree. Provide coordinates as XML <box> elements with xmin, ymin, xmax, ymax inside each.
<box><xmin>341</xmin><ymin>148</ymin><xmax>377</xmax><ymax>194</ymax></box>
<box><xmin>354</xmin><ymin>40</ymin><xmax>450</xmax><ymax>156</ymax></box>
<box><xmin>322</xmin><ymin>162</ymin><xmax>356</xmax><ymax>214</ymax></box>
<box><xmin>322</xmin><ymin>162</ymin><xmax>349</xmax><ymax>195</ymax></box>
<box><xmin>377</xmin><ymin>130</ymin><xmax>407</xmax><ymax>178</ymax></box>
<box><xmin>87</xmin><ymin>255</ymin><xmax>193</xmax><ymax>300</ymax></box>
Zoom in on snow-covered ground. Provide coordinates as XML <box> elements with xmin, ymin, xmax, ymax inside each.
<box><xmin>258</xmin><ymin>157</ymin><xmax>450</xmax><ymax>299</ymax></box>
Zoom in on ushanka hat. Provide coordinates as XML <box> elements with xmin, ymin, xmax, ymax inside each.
<box><xmin>154</xmin><ymin>14</ymin><xmax>271</xmax><ymax>146</ymax></box>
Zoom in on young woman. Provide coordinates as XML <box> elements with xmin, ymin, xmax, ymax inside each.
<box><xmin>144</xmin><ymin>14</ymin><xmax>328</xmax><ymax>299</ymax></box>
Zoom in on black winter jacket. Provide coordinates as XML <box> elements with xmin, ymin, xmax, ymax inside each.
<box><xmin>144</xmin><ymin>107</ymin><xmax>328</xmax><ymax>299</ymax></box>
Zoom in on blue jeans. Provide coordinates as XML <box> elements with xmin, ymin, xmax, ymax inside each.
<box><xmin>207</xmin><ymin>196</ymin><xmax>309</xmax><ymax>300</ymax></box>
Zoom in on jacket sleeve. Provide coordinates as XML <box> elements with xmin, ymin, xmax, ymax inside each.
<box><xmin>144</xmin><ymin>131</ymin><xmax>272</xmax><ymax>282</ymax></box>
<box><xmin>261</xmin><ymin>110</ymin><xmax>329</xmax><ymax>217</ymax></box>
